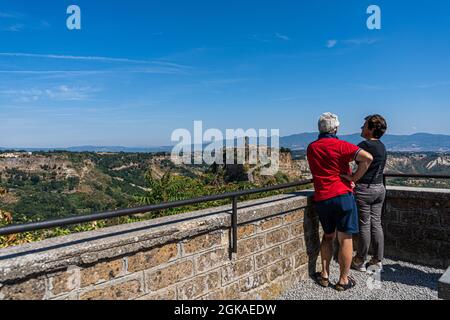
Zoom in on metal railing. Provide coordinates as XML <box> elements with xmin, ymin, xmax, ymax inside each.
<box><xmin>0</xmin><ymin>179</ymin><xmax>314</xmax><ymax>253</ymax></box>
<box><xmin>382</xmin><ymin>173</ymin><xmax>450</xmax><ymax>217</ymax></box>
<box><xmin>0</xmin><ymin>173</ymin><xmax>448</xmax><ymax>253</ymax></box>
<box><xmin>384</xmin><ymin>173</ymin><xmax>450</xmax><ymax>181</ymax></box>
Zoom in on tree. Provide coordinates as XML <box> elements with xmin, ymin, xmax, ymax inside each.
<box><xmin>139</xmin><ymin>169</ymin><xmax>204</xmax><ymax>205</ymax></box>
<box><xmin>30</xmin><ymin>175</ymin><xmax>40</xmax><ymax>185</ymax></box>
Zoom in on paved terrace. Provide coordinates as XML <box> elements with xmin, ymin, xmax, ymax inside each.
<box><xmin>281</xmin><ymin>258</ymin><xmax>444</xmax><ymax>300</ymax></box>
<box><xmin>0</xmin><ymin>186</ymin><xmax>449</xmax><ymax>300</ymax></box>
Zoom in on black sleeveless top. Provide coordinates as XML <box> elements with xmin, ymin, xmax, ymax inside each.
<box><xmin>357</xmin><ymin>140</ymin><xmax>387</xmax><ymax>185</ymax></box>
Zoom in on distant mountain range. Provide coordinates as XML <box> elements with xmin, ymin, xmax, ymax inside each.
<box><xmin>1</xmin><ymin>133</ymin><xmax>449</xmax><ymax>153</ymax></box>
<box><xmin>280</xmin><ymin>133</ymin><xmax>450</xmax><ymax>152</ymax></box>
<box><xmin>0</xmin><ymin>145</ymin><xmax>172</xmax><ymax>153</ymax></box>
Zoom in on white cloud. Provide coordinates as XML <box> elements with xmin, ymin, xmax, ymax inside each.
<box><xmin>2</xmin><ymin>24</ymin><xmax>24</xmax><ymax>32</ymax></box>
<box><xmin>416</xmin><ymin>81</ymin><xmax>450</xmax><ymax>89</ymax></box>
<box><xmin>0</xmin><ymin>11</ymin><xmax>21</xmax><ymax>19</ymax></box>
<box><xmin>0</xmin><ymin>68</ymin><xmax>190</xmax><ymax>77</ymax></box>
<box><xmin>1</xmin><ymin>89</ymin><xmax>43</xmax><ymax>103</ymax></box>
<box><xmin>0</xmin><ymin>52</ymin><xmax>186</xmax><ymax>67</ymax></box>
<box><xmin>250</xmin><ymin>33</ymin><xmax>291</xmax><ymax>43</ymax></box>
<box><xmin>201</xmin><ymin>78</ymin><xmax>247</xmax><ymax>86</ymax></box>
<box><xmin>0</xmin><ymin>70</ymin><xmax>106</xmax><ymax>76</ymax></box>
<box><xmin>249</xmin><ymin>34</ymin><xmax>271</xmax><ymax>43</ymax></box>
<box><xmin>275</xmin><ymin>33</ymin><xmax>291</xmax><ymax>41</ymax></box>
<box><xmin>342</xmin><ymin>38</ymin><xmax>379</xmax><ymax>46</ymax></box>
<box><xmin>0</xmin><ymin>52</ymin><xmax>143</xmax><ymax>63</ymax></box>
<box><xmin>354</xmin><ymin>84</ymin><xmax>387</xmax><ymax>90</ymax></box>
<box><xmin>45</xmin><ymin>85</ymin><xmax>97</xmax><ymax>101</ymax></box>
<box><xmin>40</xmin><ymin>20</ymin><xmax>51</xmax><ymax>28</ymax></box>
<box><xmin>1</xmin><ymin>86</ymin><xmax>98</xmax><ymax>102</ymax></box>
<box><xmin>326</xmin><ymin>38</ymin><xmax>379</xmax><ymax>49</ymax></box>
<box><xmin>326</xmin><ymin>40</ymin><xmax>338</xmax><ymax>48</ymax></box>
<box><xmin>276</xmin><ymin>97</ymin><xmax>296</xmax><ymax>102</ymax></box>
<box><xmin>0</xmin><ymin>52</ymin><xmax>192</xmax><ymax>75</ymax></box>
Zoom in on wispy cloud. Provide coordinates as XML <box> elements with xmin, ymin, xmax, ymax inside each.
<box><xmin>201</xmin><ymin>78</ymin><xmax>248</xmax><ymax>86</ymax></box>
<box><xmin>0</xmin><ymin>52</ymin><xmax>167</xmax><ymax>65</ymax></box>
<box><xmin>0</xmin><ymin>52</ymin><xmax>192</xmax><ymax>70</ymax></box>
<box><xmin>46</xmin><ymin>85</ymin><xmax>98</xmax><ymax>101</ymax></box>
<box><xmin>0</xmin><ymin>10</ymin><xmax>25</xmax><ymax>32</ymax></box>
<box><xmin>38</xmin><ymin>20</ymin><xmax>51</xmax><ymax>30</ymax></box>
<box><xmin>326</xmin><ymin>40</ymin><xmax>338</xmax><ymax>48</ymax></box>
<box><xmin>0</xmin><ymin>70</ymin><xmax>108</xmax><ymax>76</ymax></box>
<box><xmin>0</xmin><ymin>68</ymin><xmax>187</xmax><ymax>76</ymax></box>
<box><xmin>354</xmin><ymin>84</ymin><xmax>388</xmax><ymax>90</ymax></box>
<box><xmin>0</xmin><ymin>11</ymin><xmax>22</xmax><ymax>19</ymax></box>
<box><xmin>274</xmin><ymin>33</ymin><xmax>291</xmax><ymax>41</ymax></box>
<box><xmin>342</xmin><ymin>38</ymin><xmax>379</xmax><ymax>46</ymax></box>
<box><xmin>276</xmin><ymin>97</ymin><xmax>296</xmax><ymax>102</ymax></box>
<box><xmin>2</xmin><ymin>24</ymin><xmax>24</xmax><ymax>32</ymax></box>
<box><xmin>353</xmin><ymin>81</ymin><xmax>450</xmax><ymax>91</ymax></box>
<box><xmin>0</xmin><ymin>52</ymin><xmax>193</xmax><ymax>75</ymax></box>
<box><xmin>1</xmin><ymin>88</ymin><xmax>42</xmax><ymax>103</ymax></box>
<box><xmin>1</xmin><ymin>85</ymin><xmax>99</xmax><ymax>102</ymax></box>
<box><xmin>416</xmin><ymin>81</ymin><xmax>450</xmax><ymax>89</ymax></box>
<box><xmin>326</xmin><ymin>38</ymin><xmax>379</xmax><ymax>49</ymax></box>
<box><xmin>250</xmin><ymin>33</ymin><xmax>291</xmax><ymax>43</ymax></box>
<box><xmin>249</xmin><ymin>34</ymin><xmax>271</xmax><ymax>43</ymax></box>
<box><xmin>0</xmin><ymin>67</ymin><xmax>191</xmax><ymax>77</ymax></box>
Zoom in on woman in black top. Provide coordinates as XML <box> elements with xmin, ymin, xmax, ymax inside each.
<box><xmin>343</xmin><ymin>115</ymin><xmax>388</xmax><ymax>272</ymax></box>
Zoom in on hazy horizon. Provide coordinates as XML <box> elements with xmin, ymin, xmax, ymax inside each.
<box><xmin>1</xmin><ymin>1</ymin><xmax>450</xmax><ymax>147</ymax></box>
<box><xmin>1</xmin><ymin>131</ymin><xmax>449</xmax><ymax>149</ymax></box>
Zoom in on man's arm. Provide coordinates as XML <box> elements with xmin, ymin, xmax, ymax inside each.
<box><xmin>342</xmin><ymin>149</ymin><xmax>373</xmax><ymax>183</ymax></box>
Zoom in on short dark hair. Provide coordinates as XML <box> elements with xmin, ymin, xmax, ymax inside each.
<box><xmin>365</xmin><ymin>114</ymin><xmax>387</xmax><ymax>139</ymax></box>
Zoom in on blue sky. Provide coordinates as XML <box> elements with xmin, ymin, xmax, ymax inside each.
<box><xmin>0</xmin><ymin>0</ymin><xmax>449</xmax><ymax>147</ymax></box>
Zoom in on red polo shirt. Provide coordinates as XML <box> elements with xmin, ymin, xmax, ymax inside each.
<box><xmin>307</xmin><ymin>136</ymin><xmax>361</xmax><ymax>202</ymax></box>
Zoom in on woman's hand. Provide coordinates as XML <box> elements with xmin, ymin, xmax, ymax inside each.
<box><xmin>341</xmin><ymin>174</ymin><xmax>354</xmax><ymax>182</ymax></box>
<box><xmin>341</xmin><ymin>174</ymin><xmax>356</xmax><ymax>189</ymax></box>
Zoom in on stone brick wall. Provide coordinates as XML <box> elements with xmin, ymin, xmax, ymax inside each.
<box><xmin>383</xmin><ymin>186</ymin><xmax>450</xmax><ymax>269</ymax></box>
<box><xmin>0</xmin><ymin>191</ymin><xmax>321</xmax><ymax>300</ymax></box>
<box><xmin>2</xmin><ymin>186</ymin><xmax>446</xmax><ymax>300</ymax></box>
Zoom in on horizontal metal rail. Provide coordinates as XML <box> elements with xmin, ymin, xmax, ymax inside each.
<box><xmin>384</xmin><ymin>173</ymin><xmax>450</xmax><ymax>179</ymax></box>
<box><xmin>0</xmin><ymin>173</ymin><xmax>448</xmax><ymax>252</ymax></box>
<box><xmin>0</xmin><ymin>179</ymin><xmax>314</xmax><ymax>249</ymax></box>
<box><xmin>383</xmin><ymin>173</ymin><xmax>450</xmax><ymax>188</ymax></box>
<box><xmin>382</xmin><ymin>173</ymin><xmax>449</xmax><ymax>220</ymax></box>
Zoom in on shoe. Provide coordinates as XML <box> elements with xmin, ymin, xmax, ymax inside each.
<box><xmin>351</xmin><ymin>257</ymin><xmax>367</xmax><ymax>272</ymax></box>
<box><xmin>313</xmin><ymin>272</ymin><xmax>330</xmax><ymax>288</ymax></box>
<box><xmin>335</xmin><ymin>276</ymin><xmax>357</xmax><ymax>292</ymax></box>
<box><xmin>367</xmin><ymin>258</ymin><xmax>383</xmax><ymax>273</ymax></box>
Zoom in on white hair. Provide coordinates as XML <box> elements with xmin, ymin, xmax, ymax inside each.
<box><xmin>318</xmin><ymin>112</ymin><xmax>340</xmax><ymax>134</ymax></box>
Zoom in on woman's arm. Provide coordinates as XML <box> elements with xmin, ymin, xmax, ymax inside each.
<box><xmin>342</xmin><ymin>149</ymin><xmax>373</xmax><ymax>183</ymax></box>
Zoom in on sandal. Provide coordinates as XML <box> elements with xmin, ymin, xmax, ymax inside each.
<box><xmin>335</xmin><ymin>276</ymin><xmax>356</xmax><ymax>292</ymax></box>
<box><xmin>313</xmin><ymin>272</ymin><xmax>330</xmax><ymax>288</ymax></box>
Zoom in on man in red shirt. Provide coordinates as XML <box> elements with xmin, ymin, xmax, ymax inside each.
<box><xmin>307</xmin><ymin>113</ymin><xmax>373</xmax><ymax>291</ymax></box>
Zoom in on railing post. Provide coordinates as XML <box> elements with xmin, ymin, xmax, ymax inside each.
<box><xmin>231</xmin><ymin>196</ymin><xmax>238</xmax><ymax>255</ymax></box>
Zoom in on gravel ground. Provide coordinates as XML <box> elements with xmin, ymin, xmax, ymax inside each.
<box><xmin>280</xmin><ymin>258</ymin><xmax>444</xmax><ymax>300</ymax></box>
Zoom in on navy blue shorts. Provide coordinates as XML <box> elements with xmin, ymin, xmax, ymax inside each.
<box><xmin>315</xmin><ymin>193</ymin><xmax>359</xmax><ymax>235</ymax></box>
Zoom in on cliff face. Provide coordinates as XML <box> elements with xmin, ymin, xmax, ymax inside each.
<box><xmin>0</xmin><ymin>154</ymin><xmax>80</xmax><ymax>179</ymax></box>
<box><xmin>385</xmin><ymin>153</ymin><xmax>450</xmax><ymax>175</ymax></box>
<box><xmin>219</xmin><ymin>151</ymin><xmax>310</xmax><ymax>182</ymax></box>
<box><xmin>278</xmin><ymin>152</ymin><xmax>310</xmax><ymax>179</ymax></box>
<box><xmin>425</xmin><ymin>156</ymin><xmax>450</xmax><ymax>170</ymax></box>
